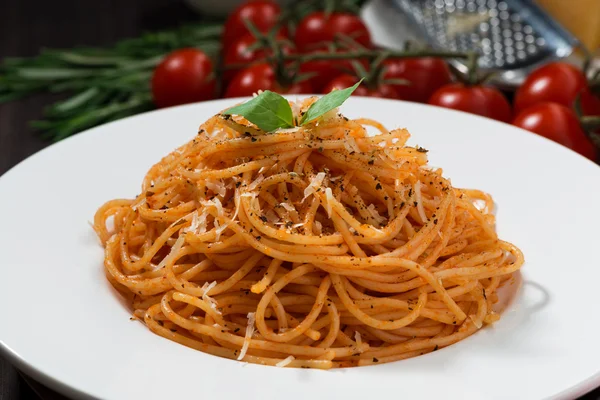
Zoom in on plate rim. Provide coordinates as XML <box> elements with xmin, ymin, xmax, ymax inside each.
<box><xmin>1</xmin><ymin>96</ymin><xmax>600</xmax><ymax>400</ymax></box>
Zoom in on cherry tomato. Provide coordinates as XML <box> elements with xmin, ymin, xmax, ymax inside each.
<box><xmin>428</xmin><ymin>83</ymin><xmax>511</xmax><ymax>122</ymax></box>
<box><xmin>383</xmin><ymin>58</ymin><xmax>452</xmax><ymax>103</ymax></box>
<box><xmin>294</xmin><ymin>12</ymin><xmax>371</xmax><ymax>52</ymax></box>
<box><xmin>223</xmin><ymin>33</ymin><xmax>294</xmax><ymax>83</ymax></box>
<box><xmin>151</xmin><ymin>48</ymin><xmax>215</xmax><ymax>108</ymax></box>
<box><xmin>222</xmin><ymin>1</ymin><xmax>283</xmax><ymax>49</ymax></box>
<box><xmin>514</xmin><ymin>62</ymin><xmax>588</xmax><ymax>113</ymax></box>
<box><xmin>512</xmin><ymin>102</ymin><xmax>596</xmax><ymax>160</ymax></box>
<box><xmin>322</xmin><ymin>74</ymin><xmax>398</xmax><ymax>99</ymax></box>
<box><xmin>224</xmin><ymin>63</ymin><xmax>313</xmax><ymax>98</ymax></box>
<box><xmin>580</xmin><ymin>87</ymin><xmax>600</xmax><ymax>117</ymax></box>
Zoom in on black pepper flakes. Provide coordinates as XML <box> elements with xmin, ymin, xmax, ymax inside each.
<box><xmin>373</xmin><ymin>357</ymin><xmax>379</xmax><ymax>363</ymax></box>
<box><xmin>375</xmin><ymin>183</ymin><xmax>382</xmax><ymax>190</ymax></box>
<box><xmin>251</xmin><ymin>137</ymin><xmax>257</xmax><ymax>142</ymax></box>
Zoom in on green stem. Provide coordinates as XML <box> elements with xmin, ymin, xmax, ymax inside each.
<box><xmin>280</xmin><ymin>49</ymin><xmax>470</xmax><ymax>62</ymax></box>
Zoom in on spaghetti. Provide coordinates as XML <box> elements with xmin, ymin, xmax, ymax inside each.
<box><xmin>94</xmin><ymin>97</ymin><xmax>523</xmax><ymax>369</ymax></box>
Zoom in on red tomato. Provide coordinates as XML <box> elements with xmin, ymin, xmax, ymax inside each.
<box><xmin>514</xmin><ymin>62</ymin><xmax>588</xmax><ymax>113</ymax></box>
<box><xmin>151</xmin><ymin>48</ymin><xmax>215</xmax><ymax>108</ymax></box>
<box><xmin>428</xmin><ymin>83</ymin><xmax>512</xmax><ymax>122</ymax></box>
<box><xmin>222</xmin><ymin>1</ymin><xmax>283</xmax><ymax>49</ymax></box>
<box><xmin>512</xmin><ymin>102</ymin><xmax>596</xmax><ymax>160</ymax></box>
<box><xmin>223</xmin><ymin>33</ymin><xmax>294</xmax><ymax>83</ymax></box>
<box><xmin>294</xmin><ymin>12</ymin><xmax>371</xmax><ymax>52</ymax></box>
<box><xmin>224</xmin><ymin>63</ymin><xmax>313</xmax><ymax>97</ymax></box>
<box><xmin>580</xmin><ymin>87</ymin><xmax>600</xmax><ymax>117</ymax></box>
<box><xmin>323</xmin><ymin>74</ymin><xmax>398</xmax><ymax>99</ymax></box>
<box><xmin>383</xmin><ymin>58</ymin><xmax>452</xmax><ymax>103</ymax></box>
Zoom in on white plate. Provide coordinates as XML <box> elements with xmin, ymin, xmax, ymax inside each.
<box><xmin>1</xmin><ymin>97</ymin><xmax>599</xmax><ymax>400</ymax></box>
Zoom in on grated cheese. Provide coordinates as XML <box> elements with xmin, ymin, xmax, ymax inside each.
<box><xmin>303</xmin><ymin>172</ymin><xmax>326</xmax><ymax>201</ymax></box>
<box><xmin>367</xmin><ymin>204</ymin><xmax>386</xmax><ymax>225</ymax></box>
<box><xmin>319</xmin><ymin>107</ymin><xmax>339</xmax><ymax>123</ymax></box>
<box><xmin>201</xmin><ymin>281</ymin><xmax>221</xmax><ymax>315</ymax></box>
<box><xmin>275</xmin><ymin>355</ymin><xmax>295</xmax><ymax>368</ymax></box>
<box><xmin>238</xmin><ymin>312</ymin><xmax>256</xmax><ymax>360</ymax></box>
<box><xmin>275</xmin><ymin>127</ymin><xmax>300</xmax><ymax>134</ymax></box>
<box><xmin>324</xmin><ymin>187</ymin><xmax>334</xmax><ymax>218</ymax></box>
<box><xmin>247</xmin><ymin>174</ymin><xmax>265</xmax><ymax>191</ymax></box>
<box><xmin>265</xmin><ymin>209</ymin><xmax>280</xmax><ymax>224</ymax></box>
<box><xmin>354</xmin><ymin>331</ymin><xmax>363</xmax><ymax>347</ymax></box>
<box><xmin>279</xmin><ymin>202</ymin><xmax>295</xmax><ymax>212</ymax></box>
<box><xmin>314</xmin><ymin>220</ymin><xmax>323</xmax><ymax>235</ymax></box>
<box><xmin>343</xmin><ymin>135</ymin><xmax>361</xmax><ymax>153</ymax></box>
<box><xmin>205</xmin><ymin>180</ymin><xmax>227</xmax><ymax>197</ymax></box>
<box><xmin>201</xmin><ymin>198</ymin><xmax>224</xmax><ymax>217</ymax></box>
<box><xmin>154</xmin><ymin>235</ymin><xmax>185</xmax><ymax>271</ymax></box>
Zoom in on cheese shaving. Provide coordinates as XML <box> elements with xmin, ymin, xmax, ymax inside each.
<box><xmin>314</xmin><ymin>220</ymin><xmax>323</xmax><ymax>235</ymax></box>
<box><xmin>324</xmin><ymin>187</ymin><xmax>334</xmax><ymax>218</ymax></box>
<box><xmin>241</xmin><ymin>191</ymin><xmax>258</xmax><ymax>198</ymax></box>
<box><xmin>354</xmin><ymin>331</ymin><xmax>363</xmax><ymax>347</ymax></box>
<box><xmin>275</xmin><ymin>355</ymin><xmax>295</xmax><ymax>368</ymax></box>
<box><xmin>201</xmin><ymin>198</ymin><xmax>224</xmax><ymax>217</ymax></box>
<box><xmin>238</xmin><ymin>312</ymin><xmax>256</xmax><ymax>360</ymax></box>
<box><xmin>275</xmin><ymin>127</ymin><xmax>300</xmax><ymax>134</ymax></box>
<box><xmin>248</xmin><ymin>174</ymin><xmax>265</xmax><ymax>191</ymax></box>
<box><xmin>201</xmin><ymin>281</ymin><xmax>221</xmax><ymax>315</ymax></box>
<box><xmin>184</xmin><ymin>211</ymin><xmax>199</xmax><ymax>233</ymax></box>
<box><xmin>303</xmin><ymin>172</ymin><xmax>326</xmax><ymax>201</ymax></box>
<box><xmin>265</xmin><ymin>209</ymin><xmax>280</xmax><ymax>224</ymax></box>
<box><xmin>367</xmin><ymin>204</ymin><xmax>386</xmax><ymax>225</ymax></box>
<box><xmin>280</xmin><ymin>202</ymin><xmax>295</xmax><ymax>212</ymax></box>
<box><xmin>319</xmin><ymin>107</ymin><xmax>339</xmax><ymax>123</ymax></box>
<box><xmin>343</xmin><ymin>135</ymin><xmax>361</xmax><ymax>153</ymax></box>
<box><xmin>205</xmin><ymin>180</ymin><xmax>226</xmax><ymax>197</ymax></box>
<box><xmin>154</xmin><ymin>235</ymin><xmax>185</xmax><ymax>271</ymax></box>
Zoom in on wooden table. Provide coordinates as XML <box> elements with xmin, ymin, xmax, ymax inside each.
<box><xmin>0</xmin><ymin>0</ymin><xmax>599</xmax><ymax>399</ymax></box>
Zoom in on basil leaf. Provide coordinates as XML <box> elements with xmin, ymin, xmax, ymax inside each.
<box><xmin>300</xmin><ymin>79</ymin><xmax>363</xmax><ymax>125</ymax></box>
<box><xmin>223</xmin><ymin>90</ymin><xmax>294</xmax><ymax>132</ymax></box>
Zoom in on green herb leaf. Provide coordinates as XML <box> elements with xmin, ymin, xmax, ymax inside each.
<box><xmin>300</xmin><ymin>79</ymin><xmax>363</xmax><ymax>125</ymax></box>
<box><xmin>223</xmin><ymin>90</ymin><xmax>294</xmax><ymax>132</ymax></box>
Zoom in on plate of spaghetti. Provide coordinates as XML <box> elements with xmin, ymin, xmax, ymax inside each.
<box><xmin>0</xmin><ymin>93</ymin><xmax>599</xmax><ymax>400</ymax></box>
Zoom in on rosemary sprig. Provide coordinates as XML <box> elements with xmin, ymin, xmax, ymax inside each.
<box><xmin>0</xmin><ymin>22</ymin><xmax>222</xmax><ymax>141</ymax></box>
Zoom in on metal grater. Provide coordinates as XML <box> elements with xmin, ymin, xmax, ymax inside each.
<box><xmin>389</xmin><ymin>0</ymin><xmax>579</xmax><ymax>86</ymax></box>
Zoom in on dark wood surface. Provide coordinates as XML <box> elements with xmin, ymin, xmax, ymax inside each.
<box><xmin>0</xmin><ymin>1</ymin><xmax>599</xmax><ymax>399</ymax></box>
